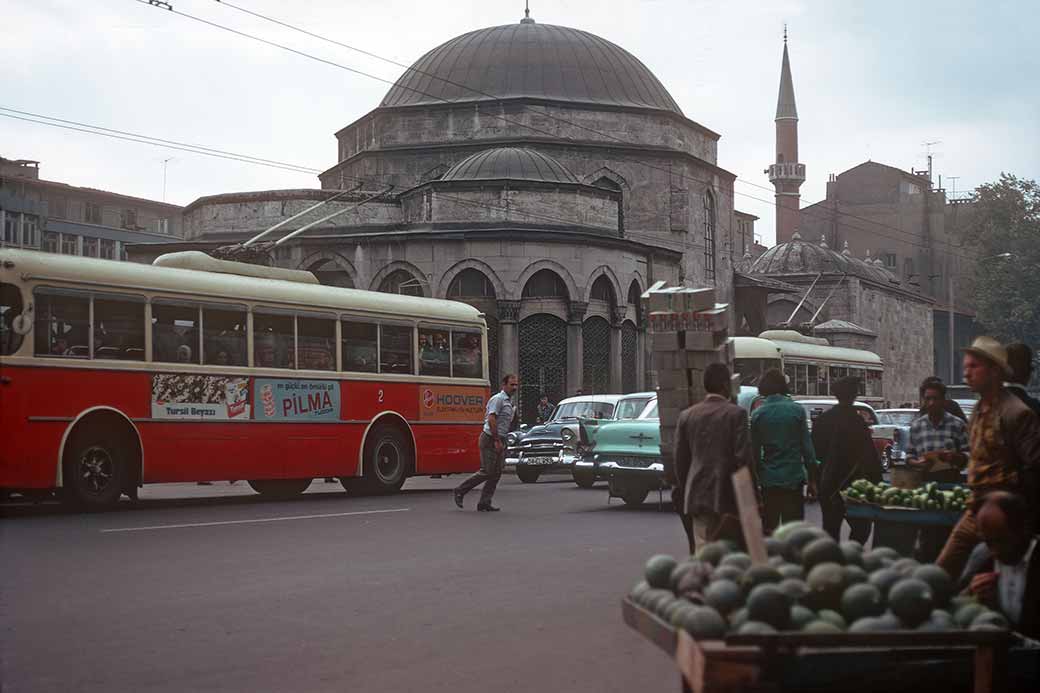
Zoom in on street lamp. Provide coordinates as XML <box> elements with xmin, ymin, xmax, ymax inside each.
<box><xmin>948</xmin><ymin>252</ymin><xmax>1013</xmax><ymax>382</ymax></box>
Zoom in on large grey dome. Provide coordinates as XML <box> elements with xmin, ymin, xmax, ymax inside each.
<box><xmin>441</xmin><ymin>147</ymin><xmax>578</xmax><ymax>184</ymax></box>
<box><xmin>380</xmin><ymin>19</ymin><xmax>682</xmax><ymax>114</ymax></box>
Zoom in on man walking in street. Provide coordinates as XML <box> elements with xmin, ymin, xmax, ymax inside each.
<box><xmin>1007</xmin><ymin>343</ymin><xmax>1040</xmax><ymax>416</ymax></box>
<box><xmin>669</xmin><ymin>363</ymin><xmax>753</xmax><ymax>553</ymax></box>
<box><xmin>751</xmin><ymin>369</ymin><xmax>817</xmax><ymax>534</ymax></box>
<box><xmin>454</xmin><ymin>374</ymin><xmax>518</xmax><ymax>512</ymax></box>
<box><xmin>812</xmin><ymin>376</ymin><xmax>882</xmax><ymax>544</ymax></box>
<box><xmin>937</xmin><ymin>337</ymin><xmax>1040</xmax><ymax>578</ymax></box>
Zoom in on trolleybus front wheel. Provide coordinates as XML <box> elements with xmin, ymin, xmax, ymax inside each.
<box><xmin>63</xmin><ymin>433</ymin><xmax>128</xmax><ymax>511</ymax></box>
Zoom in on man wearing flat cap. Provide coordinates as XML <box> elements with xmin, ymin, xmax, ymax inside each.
<box><xmin>937</xmin><ymin>336</ymin><xmax>1040</xmax><ymax>579</ymax></box>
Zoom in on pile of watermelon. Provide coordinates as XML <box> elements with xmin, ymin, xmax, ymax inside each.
<box><xmin>843</xmin><ymin>480</ymin><xmax>970</xmax><ymax>512</ymax></box>
<box><xmin>629</xmin><ymin>521</ymin><xmax>1008</xmax><ymax>639</ymax></box>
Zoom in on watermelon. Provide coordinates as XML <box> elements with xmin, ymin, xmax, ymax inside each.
<box><xmin>645</xmin><ymin>554</ymin><xmax>678</xmax><ymax>589</ymax></box>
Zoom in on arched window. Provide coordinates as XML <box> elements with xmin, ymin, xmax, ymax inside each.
<box><xmin>589</xmin><ymin>275</ymin><xmax>616</xmax><ymax>307</ymax></box>
<box><xmin>627</xmin><ymin>280</ymin><xmax>642</xmax><ymax>326</ymax></box>
<box><xmin>448</xmin><ymin>269</ymin><xmax>495</xmax><ymax>298</ymax></box>
<box><xmin>379</xmin><ymin>269</ymin><xmax>424</xmax><ymax>297</ymax></box>
<box><xmin>307</xmin><ymin>259</ymin><xmax>354</xmax><ymax>289</ymax></box>
<box><xmin>522</xmin><ymin>269</ymin><xmax>568</xmax><ymax>299</ymax></box>
<box><xmin>703</xmin><ymin>191</ymin><xmax>717</xmax><ymax>283</ymax></box>
<box><xmin>592</xmin><ymin>176</ymin><xmax>622</xmax><ymax>192</ymax></box>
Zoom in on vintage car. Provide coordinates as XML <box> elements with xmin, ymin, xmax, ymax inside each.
<box><xmin>871</xmin><ymin>408</ymin><xmax>919</xmax><ymax>469</ymax></box>
<box><xmin>573</xmin><ymin>398</ymin><xmax>667</xmax><ymax>506</ymax></box>
<box><xmin>506</xmin><ymin>393</ymin><xmax>653</xmax><ymax>484</ymax></box>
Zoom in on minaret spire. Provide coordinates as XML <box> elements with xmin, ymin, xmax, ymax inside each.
<box><xmin>521</xmin><ymin>1</ymin><xmax>535</xmax><ymax>24</ymax></box>
<box><xmin>767</xmin><ymin>28</ymin><xmax>805</xmax><ymax>245</ymax></box>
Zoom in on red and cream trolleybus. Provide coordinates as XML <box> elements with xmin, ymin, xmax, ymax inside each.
<box><xmin>0</xmin><ymin>248</ymin><xmax>489</xmax><ymax>510</ymax></box>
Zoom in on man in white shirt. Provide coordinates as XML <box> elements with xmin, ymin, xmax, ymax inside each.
<box><xmin>967</xmin><ymin>491</ymin><xmax>1039</xmax><ymax>637</ymax></box>
<box><xmin>454</xmin><ymin>374</ymin><xmax>518</xmax><ymax>512</ymax></box>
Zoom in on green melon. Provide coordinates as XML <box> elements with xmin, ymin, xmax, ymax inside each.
<box><xmin>803</xmin><ymin>620</ymin><xmax>843</xmax><ymax>634</ymax></box>
<box><xmin>676</xmin><ymin>562</ymin><xmax>715</xmax><ymax>598</ymax></box>
<box><xmin>729</xmin><ymin>607</ymin><xmax>749</xmax><ymax>630</ymax></box>
<box><xmin>816</xmin><ymin>609</ymin><xmax>847</xmax><ymax>630</ymax></box>
<box><xmin>741</xmin><ymin>565</ymin><xmax>783</xmax><ymax>593</ymax></box>
<box><xmin>843</xmin><ymin>565</ymin><xmax>868</xmax><ymax>585</ymax></box>
<box><xmin>912</xmin><ymin>565</ymin><xmax>954</xmax><ymax>607</ymax></box>
<box><xmin>790</xmin><ymin>604</ymin><xmax>817</xmax><ymax>630</ymax></box>
<box><xmin>703</xmin><ymin>579</ymin><xmax>744</xmax><ymax>616</ymax></box>
<box><xmin>695</xmin><ymin>541</ymin><xmax>730</xmax><ymax>566</ymax></box>
<box><xmin>773</xmin><ymin>521</ymin><xmax>813</xmax><ymax>542</ymax></box>
<box><xmin>720</xmin><ymin>552</ymin><xmax>753</xmax><ymax>571</ymax></box>
<box><xmin>645</xmin><ymin>554</ymin><xmax>678</xmax><ymax>589</ymax></box>
<box><xmin>840</xmin><ymin>540</ymin><xmax>865</xmax><ymax>566</ymax></box>
<box><xmin>802</xmin><ymin>537</ymin><xmax>846</xmax><ymax>571</ymax></box>
<box><xmin>918</xmin><ymin>609</ymin><xmax>956</xmax><ymax>631</ymax></box>
<box><xmin>768</xmin><ymin>555</ymin><xmax>787</xmax><ymax>568</ymax></box>
<box><xmin>840</xmin><ymin>583</ymin><xmax>885</xmax><ymax>622</ymax></box>
<box><xmin>747</xmin><ymin>584</ymin><xmax>792</xmax><ymax>631</ymax></box>
<box><xmin>661</xmin><ymin>599</ymin><xmax>686</xmax><ymax>622</ymax></box>
<box><xmin>891</xmin><ymin>558</ymin><xmax>921</xmax><ymax>577</ymax></box>
<box><xmin>862</xmin><ymin>547</ymin><xmax>899</xmax><ymax>572</ymax></box>
<box><xmin>783</xmin><ymin>527</ymin><xmax>828</xmax><ymax>563</ymax></box>
<box><xmin>888</xmin><ymin>578</ymin><xmax>934</xmax><ymax>627</ymax></box>
<box><xmin>630</xmin><ymin>580</ymin><xmax>651</xmax><ymax>601</ymax></box>
<box><xmin>778</xmin><ymin>578</ymin><xmax>809</xmax><ymax>602</ymax></box>
<box><xmin>669</xmin><ymin>602</ymin><xmax>699</xmax><ymax>627</ymax></box>
<box><xmin>678</xmin><ymin>605</ymin><xmax>728</xmax><ymax>640</ymax></box>
<box><xmin>765</xmin><ymin>537</ymin><xmax>785</xmax><ymax>557</ymax></box>
<box><xmin>971</xmin><ymin>610</ymin><xmax>1010</xmax><ymax>630</ymax></box>
<box><xmin>876</xmin><ymin>611</ymin><xmax>903</xmax><ymax>629</ymax></box>
<box><xmin>950</xmin><ymin>595</ymin><xmax>978</xmax><ymax>612</ymax></box>
<box><xmin>712</xmin><ymin>565</ymin><xmax>745</xmax><ymax>584</ymax></box>
<box><xmin>849</xmin><ymin>616</ymin><xmax>889</xmax><ymax>632</ymax></box>
<box><xmin>955</xmin><ymin>603</ymin><xmax>986</xmax><ymax>628</ymax></box>
<box><xmin>868</xmin><ymin>568</ymin><xmax>901</xmax><ymax>597</ymax></box>
<box><xmin>643</xmin><ymin>588</ymin><xmax>674</xmax><ymax>611</ymax></box>
<box><xmin>778</xmin><ymin>563</ymin><xmax>805</xmax><ymax>580</ymax></box>
<box><xmin>805</xmin><ymin>562</ymin><xmax>848</xmax><ymax>611</ymax></box>
<box><xmin>737</xmin><ymin>621</ymin><xmax>778</xmax><ymax>635</ymax></box>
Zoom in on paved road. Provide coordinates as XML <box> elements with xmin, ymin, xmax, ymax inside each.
<box><xmin>2</xmin><ymin>474</ymin><xmax>731</xmax><ymax>693</ymax></box>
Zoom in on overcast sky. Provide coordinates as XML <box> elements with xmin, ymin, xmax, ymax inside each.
<box><xmin>3</xmin><ymin>0</ymin><xmax>1037</xmax><ymax>246</ymax></box>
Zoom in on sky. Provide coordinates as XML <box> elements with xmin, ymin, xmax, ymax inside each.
<box><xmin>3</xmin><ymin>0</ymin><xmax>1038</xmax><ymax>246</ymax></box>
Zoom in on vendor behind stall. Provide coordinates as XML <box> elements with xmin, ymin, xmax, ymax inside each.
<box><xmin>962</xmin><ymin>491</ymin><xmax>1039</xmax><ymax>638</ymax></box>
<box><xmin>907</xmin><ymin>378</ymin><xmax>969</xmax><ymax>484</ymax></box>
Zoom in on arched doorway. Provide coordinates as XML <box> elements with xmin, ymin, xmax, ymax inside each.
<box><xmin>519</xmin><ymin>314</ymin><xmax>567</xmax><ymax>425</ymax></box>
<box><xmin>582</xmin><ymin>316</ymin><xmax>611</xmax><ymax>394</ymax></box>
<box><xmin>379</xmin><ymin>269</ymin><xmax>424</xmax><ymax>297</ymax></box>
<box><xmin>307</xmin><ymin>258</ymin><xmax>354</xmax><ymax>288</ymax></box>
<box><xmin>622</xmin><ymin>320</ymin><xmax>637</xmax><ymax>393</ymax></box>
<box><xmin>448</xmin><ymin>268</ymin><xmax>499</xmax><ymax>388</ymax></box>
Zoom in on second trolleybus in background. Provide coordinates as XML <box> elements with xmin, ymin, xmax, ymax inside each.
<box><xmin>0</xmin><ymin>249</ymin><xmax>490</xmax><ymax>510</ymax></box>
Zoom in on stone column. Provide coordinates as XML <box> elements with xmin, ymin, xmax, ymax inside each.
<box><xmin>567</xmin><ymin>301</ymin><xmax>587</xmax><ymax>395</ymax></box>
<box><xmin>498</xmin><ymin>300</ymin><xmax>520</xmax><ymax>382</ymax></box>
<box><xmin>610</xmin><ymin>307</ymin><xmax>625</xmax><ymax>393</ymax></box>
<box><xmin>638</xmin><ymin>313</ymin><xmax>650</xmax><ymax>391</ymax></box>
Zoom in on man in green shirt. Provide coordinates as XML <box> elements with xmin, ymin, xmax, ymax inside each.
<box><xmin>751</xmin><ymin>369</ymin><xmax>817</xmax><ymax>533</ymax></box>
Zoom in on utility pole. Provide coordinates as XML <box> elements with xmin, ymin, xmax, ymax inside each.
<box><xmin>161</xmin><ymin>158</ymin><xmax>174</xmax><ymax>202</ymax></box>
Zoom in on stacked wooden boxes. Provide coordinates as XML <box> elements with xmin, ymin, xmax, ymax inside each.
<box><xmin>644</xmin><ymin>281</ymin><xmax>737</xmax><ymax>469</ymax></box>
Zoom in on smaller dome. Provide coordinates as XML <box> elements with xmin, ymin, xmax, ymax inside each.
<box><xmin>441</xmin><ymin>147</ymin><xmax>578</xmax><ymax>184</ymax></box>
<box><xmin>749</xmin><ymin>235</ymin><xmax>898</xmax><ymax>284</ymax></box>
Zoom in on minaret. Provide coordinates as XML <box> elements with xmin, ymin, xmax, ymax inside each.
<box><xmin>767</xmin><ymin>27</ymin><xmax>805</xmax><ymax>244</ymax></box>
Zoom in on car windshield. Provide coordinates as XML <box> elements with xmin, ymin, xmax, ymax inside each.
<box><xmin>552</xmin><ymin>401</ymin><xmax>615</xmax><ymax>421</ymax></box>
<box><xmin>878</xmin><ymin>411</ymin><xmax>917</xmax><ymax>426</ymax></box>
<box><xmin>637</xmin><ymin>400</ymin><xmax>659</xmax><ymax>420</ymax></box>
<box><xmin>615</xmin><ymin>396</ymin><xmax>652</xmax><ymax>420</ymax></box>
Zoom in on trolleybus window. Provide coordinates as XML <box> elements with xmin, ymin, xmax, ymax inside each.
<box><xmin>419</xmin><ymin>327</ymin><xmax>450</xmax><ymax>377</ymax></box>
<box><xmin>380</xmin><ymin>324</ymin><xmax>413</xmax><ymax>374</ymax></box>
<box><xmin>152</xmin><ymin>301</ymin><xmax>200</xmax><ymax>364</ymax></box>
<box><xmin>93</xmin><ymin>297</ymin><xmax>145</xmax><ymax>361</ymax></box>
<box><xmin>0</xmin><ymin>283</ymin><xmax>24</xmax><ymax>355</ymax></box>
<box><xmin>452</xmin><ymin>330</ymin><xmax>482</xmax><ymax>379</ymax></box>
<box><xmin>202</xmin><ymin>305</ymin><xmax>247</xmax><ymax>367</ymax></box>
<box><xmin>254</xmin><ymin>311</ymin><xmax>294</xmax><ymax>369</ymax></box>
<box><xmin>341</xmin><ymin>320</ymin><xmax>378</xmax><ymax>373</ymax></box>
<box><xmin>298</xmin><ymin>315</ymin><xmax>336</xmax><ymax>371</ymax></box>
<box><xmin>34</xmin><ymin>289</ymin><xmax>89</xmax><ymax>358</ymax></box>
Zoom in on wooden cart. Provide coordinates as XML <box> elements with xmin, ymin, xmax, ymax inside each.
<box><xmin>622</xmin><ymin>596</ymin><xmax>1039</xmax><ymax>693</ymax></box>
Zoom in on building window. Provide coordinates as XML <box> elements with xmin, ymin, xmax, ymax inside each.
<box><xmin>61</xmin><ymin>234</ymin><xmax>79</xmax><ymax>255</ymax></box>
<box><xmin>99</xmin><ymin>239</ymin><xmax>115</xmax><ymax>259</ymax></box>
<box><xmin>522</xmin><ymin>269</ymin><xmax>568</xmax><ymax>299</ymax></box>
<box><xmin>85</xmin><ymin>202</ymin><xmax>102</xmax><ymax>225</ymax></box>
<box><xmin>904</xmin><ymin>257</ymin><xmax>915</xmax><ymax>279</ymax></box>
<box><xmin>2</xmin><ymin>213</ymin><xmax>17</xmax><ymax>245</ymax></box>
<box><xmin>50</xmin><ymin>198</ymin><xmax>67</xmax><ymax>220</ymax></box>
<box><xmin>882</xmin><ymin>253</ymin><xmax>897</xmax><ymax>268</ymax></box>
<box><xmin>22</xmin><ymin>215</ymin><xmax>38</xmax><ymax>248</ymax></box>
<box><xmin>156</xmin><ymin>218</ymin><xmax>169</xmax><ymax>234</ymax></box>
<box><xmin>83</xmin><ymin>237</ymin><xmax>99</xmax><ymax>257</ymax></box>
<box><xmin>121</xmin><ymin>208</ymin><xmax>138</xmax><ymax>230</ymax></box>
<box><xmin>703</xmin><ymin>191</ymin><xmax>717</xmax><ymax>282</ymax></box>
<box><xmin>42</xmin><ymin>231</ymin><xmax>59</xmax><ymax>253</ymax></box>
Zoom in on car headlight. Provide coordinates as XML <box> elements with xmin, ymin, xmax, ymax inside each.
<box><xmin>506</xmin><ymin>432</ymin><xmax>518</xmax><ymax>447</ymax></box>
<box><xmin>561</xmin><ymin>428</ymin><xmax>575</xmax><ymax>443</ymax></box>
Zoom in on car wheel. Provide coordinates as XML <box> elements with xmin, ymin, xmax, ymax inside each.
<box><xmin>63</xmin><ymin>432</ymin><xmax>127</xmax><ymax>511</ymax></box>
<box><xmin>247</xmin><ymin>479</ymin><xmax>313</xmax><ymax>497</ymax></box>
<box><xmin>572</xmin><ymin>467</ymin><xmax>596</xmax><ymax>489</ymax></box>
<box><xmin>516</xmin><ymin>466</ymin><xmax>541</xmax><ymax>484</ymax></box>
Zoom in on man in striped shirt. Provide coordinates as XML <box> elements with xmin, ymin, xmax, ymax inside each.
<box><xmin>907</xmin><ymin>379</ymin><xmax>969</xmax><ymax>484</ymax></box>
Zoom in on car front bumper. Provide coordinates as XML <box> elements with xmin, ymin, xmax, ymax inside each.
<box><xmin>508</xmin><ymin>451</ymin><xmax>576</xmax><ymax>473</ymax></box>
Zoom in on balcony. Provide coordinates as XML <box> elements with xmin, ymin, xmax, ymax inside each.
<box><xmin>767</xmin><ymin>163</ymin><xmax>806</xmax><ymax>184</ymax></box>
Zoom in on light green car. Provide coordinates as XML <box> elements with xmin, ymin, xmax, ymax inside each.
<box><xmin>574</xmin><ymin>398</ymin><xmax>665</xmax><ymax>506</ymax></box>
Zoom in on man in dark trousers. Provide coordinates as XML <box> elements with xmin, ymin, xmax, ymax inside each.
<box><xmin>1006</xmin><ymin>343</ymin><xmax>1040</xmax><ymax>416</ymax></box>
<box><xmin>961</xmin><ymin>491</ymin><xmax>1039</xmax><ymax>639</ymax></box>
<box><xmin>669</xmin><ymin>363</ymin><xmax>754</xmax><ymax>553</ymax></box>
<box><xmin>812</xmin><ymin>376</ymin><xmax>882</xmax><ymax>543</ymax></box>
<box><xmin>454</xmin><ymin>374</ymin><xmax>518</xmax><ymax>512</ymax></box>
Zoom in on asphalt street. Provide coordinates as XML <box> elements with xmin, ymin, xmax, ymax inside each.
<box><xmin>2</xmin><ymin>474</ymin><xmax>828</xmax><ymax>693</ymax></box>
